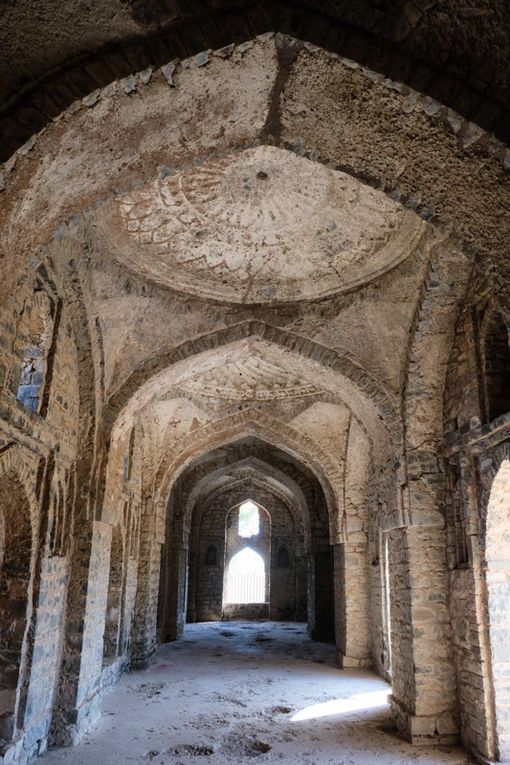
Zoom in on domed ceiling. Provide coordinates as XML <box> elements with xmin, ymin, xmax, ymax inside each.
<box><xmin>101</xmin><ymin>145</ymin><xmax>424</xmax><ymax>304</ymax></box>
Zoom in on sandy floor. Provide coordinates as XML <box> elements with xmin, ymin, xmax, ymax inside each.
<box><xmin>40</xmin><ymin>621</ymin><xmax>472</xmax><ymax>765</ymax></box>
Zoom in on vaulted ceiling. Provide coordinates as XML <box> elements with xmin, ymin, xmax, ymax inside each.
<box><xmin>1</xmin><ymin>0</ymin><xmax>509</xmax><ymax>160</ymax></box>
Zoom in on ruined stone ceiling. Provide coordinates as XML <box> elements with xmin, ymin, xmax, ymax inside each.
<box><xmin>1</xmin><ymin>0</ymin><xmax>509</xmax><ymax>159</ymax></box>
<box><xmin>114</xmin><ymin>338</ymin><xmax>386</xmax><ymax>444</ymax></box>
<box><xmin>106</xmin><ymin>145</ymin><xmax>421</xmax><ymax>303</ymax></box>
<box><xmin>114</xmin><ymin>338</ymin><xmax>382</xmax><ymax>480</ymax></box>
<box><xmin>2</xmin><ymin>30</ymin><xmax>501</xmax><ymax>472</ymax></box>
<box><xmin>185</xmin><ymin>458</ymin><xmax>308</xmax><ymax>509</ymax></box>
<box><xmin>2</xmin><ymin>32</ymin><xmax>507</xmax><ymax>314</ymax></box>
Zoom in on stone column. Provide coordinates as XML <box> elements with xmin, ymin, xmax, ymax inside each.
<box><xmin>389</xmin><ymin>524</ymin><xmax>459</xmax><ymax>745</ymax></box>
<box><xmin>448</xmin><ymin>454</ymin><xmax>496</xmax><ymax>762</ymax></box>
<box><xmin>131</xmin><ymin>498</ymin><xmax>162</xmax><ymax>668</ymax></box>
<box><xmin>334</xmin><ymin>538</ymin><xmax>371</xmax><ymax>668</ymax></box>
<box><xmin>310</xmin><ymin>547</ymin><xmax>335</xmax><ymax>642</ymax></box>
<box><xmin>50</xmin><ymin>519</ymin><xmax>111</xmax><ymax>747</ymax></box>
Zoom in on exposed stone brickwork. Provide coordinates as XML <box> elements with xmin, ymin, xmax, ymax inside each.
<box><xmin>187</xmin><ymin>485</ymin><xmax>305</xmax><ymax>623</ymax></box>
<box><xmin>0</xmin><ymin>20</ymin><xmax>509</xmax><ymax>765</ymax></box>
<box><xmin>22</xmin><ymin>557</ymin><xmax>68</xmax><ymax>762</ymax></box>
<box><xmin>2</xmin><ymin>0</ymin><xmax>510</xmax><ymax>162</ymax></box>
<box><xmin>74</xmin><ymin>522</ymin><xmax>111</xmax><ymax>740</ymax></box>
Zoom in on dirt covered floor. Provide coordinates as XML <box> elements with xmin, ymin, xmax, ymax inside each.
<box><xmin>40</xmin><ymin>622</ymin><xmax>471</xmax><ymax>765</ymax></box>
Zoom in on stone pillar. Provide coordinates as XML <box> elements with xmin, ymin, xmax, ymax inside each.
<box><xmin>295</xmin><ymin>554</ymin><xmax>308</xmax><ymax>621</ymax></box>
<box><xmin>448</xmin><ymin>455</ymin><xmax>496</xmax><ymax>762</ymax></box>
<box><xmin>186</xmin><ymin>548</ymin><xmax>198</xmax><ymax>623</ymax></box>
<box><xmin>333</xmin><ymin>544</ymin><xmax>346</xmax><ymax>661</ymax></box>
<box><xmin>22</xmin><ymin>555</ymin><xmax>69</xmax><ymax>759</ymax></box>
<box><xmin>389</xmin><ymin>524</ymin><xmax>459</xmax><ymax>745</ymax></box>
<box><xmin>50</xmin><ymin>520</ymin><xmax>111</xmax><ymax>747</ymax></box>
<box><xmin>310</xmin><ymin>547</ymin><xmax>335</xmax><ymax>642</ymax></box>
<box><xmin>161</xmin><ymin>541</ymin><xmax>188</xmax><ymax>642</ymax></box>
<box><xmin>334</xmin><ymin>539</ymin><xmax>371</xmax><ymax>668</ymax></box>
<box><xmin>131</xmin><ymin>498</ymin><xmax>162</xmax><ymax>668</ymax></box>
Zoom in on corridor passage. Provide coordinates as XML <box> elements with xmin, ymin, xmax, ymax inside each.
<box><xmin>39</xmin><ymin>623</ymin><xmax>469</xmax><ymax>765</ymax></box>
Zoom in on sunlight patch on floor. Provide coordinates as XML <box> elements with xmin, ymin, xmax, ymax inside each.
<box><xmin>291</xmin><ymin>689</ymin><xmax>390</xmax><ymax>721</ymax></box>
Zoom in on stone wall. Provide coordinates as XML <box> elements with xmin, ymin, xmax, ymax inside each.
<box><xmin>442</xmin><ymin>282</ymin><xmax>510</xmax><ymax>761</ymax></box>
<box><xmin>0</xmin><ymin>21</ymin><xmax>509</xmax><ymax>765</ymax></box>
<box><xmin>74</xmin><ymin>522</ymin><xmax>111</xmax><ymax>740</ymax></box>
<box><xmin>22</xmin><ymin>557</ymin><xmax>68</xmax><ymax>761</ymax></box>
<box><xmin>187</xmin><ymin>489</ymin><xmax>306</xmax><ymax>624</ymax></box>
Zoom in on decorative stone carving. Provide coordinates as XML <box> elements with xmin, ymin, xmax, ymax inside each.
<box><xmin>114</xmin><ymin>146</ymin><xmax>423</xmax><ymax>303</ymax></box>
<box><xmin>177</xmin><ymin>340</ymin><xmax>321</xmax><ymax>401</ymax></box>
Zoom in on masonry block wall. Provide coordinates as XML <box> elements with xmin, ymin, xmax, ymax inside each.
<box><xmin>442</xmin><ymin>279</ymin><xmax>510</xmax><ymax>761</ymax></box>
<box><xmin>23</xmin><ymin>557</ymin><xmax>68</xmax><ymax>758</ymax></box>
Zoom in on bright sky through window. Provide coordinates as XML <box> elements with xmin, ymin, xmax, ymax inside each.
<box><xmin>238</xmin><ymin>500</ymin><xmax>260</xmax><ymax>537</ymax></box>
<box><xmin>226</xmin><ymin>548</ymin><xmax>265</xmax><ymax>604</ymax></box>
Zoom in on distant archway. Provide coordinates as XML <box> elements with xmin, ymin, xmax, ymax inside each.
<box><xmin>222</xmin><ymin>501</ymin><xmax>271</xmax><ymax>620</ymax></box>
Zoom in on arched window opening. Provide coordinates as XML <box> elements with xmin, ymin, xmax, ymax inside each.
<box><xmin>238</xmin><ymin>500</ymin><xmax>259</xmax><ymax>537</ymax></box>
<box><xmin>205</xmin><ymin>544</ymin><xmax>218</xmax><ymax>566</ymax></box>
<box><xmin>486</xmin><ymin>458</ymin><xmax>510</xmax><ymax>761</ymax></box>
<box><xmin>17</xmin><ymin>347</ymin><xmax>44</xmax><ymax>413</ymax></box>
<box><xmin>15</xmin><ymin>292</ymin><xmax>54</xmax><ymax>415</ymax></box>
<box><xmin>225</xmin><ymin>548</ymin><xmax>265</xmax><ymax>604</ymax></box>
<box><xmin>484</xmin><ymin>312</ymin><xmax>510</xmax><ymax>423</ymax></box>
<box><xmin>0</xmin><ymin>472</ymin><xmax>32</xmax><ymax>744</ymax></box>
<box><xmin>277</xmin><ymin>545</ymin><xmax>290</xmax><ymax>568</ymax></box>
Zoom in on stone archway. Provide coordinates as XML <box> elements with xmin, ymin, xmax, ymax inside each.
<box><xmin>157</xmin><ymin>437</ymin><xmax>335</xmax><ymax>646</ymax></box>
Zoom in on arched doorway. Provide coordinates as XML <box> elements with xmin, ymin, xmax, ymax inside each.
<box><xmin>159</xmin><ymin>440</ymin><xmax>334</xmax><ymax>643</ymax></box>
<box><xmin>223</xmin><ymin>500</ymin><xmax>270</xmax><ymax>620</ymax></box>
<box><xmin>225</xmin><ymin>548</ymin><xmax>266</xmax><ymax>606</ymax></box>
<box><xmin>486</xmin><ymin>458</ymin><xmax>510</xmax><ymax>761</ymax></box>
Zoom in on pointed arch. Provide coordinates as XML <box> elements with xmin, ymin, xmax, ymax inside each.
<box><xmin>154</xmin><ymin>408</ymin><xmax>343</xmax><ymax>542</ymax></box>
<box><xmin>105</xmin><ymin>321</ymin><xmax>401</xmax><ymax>449</ymax></box>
